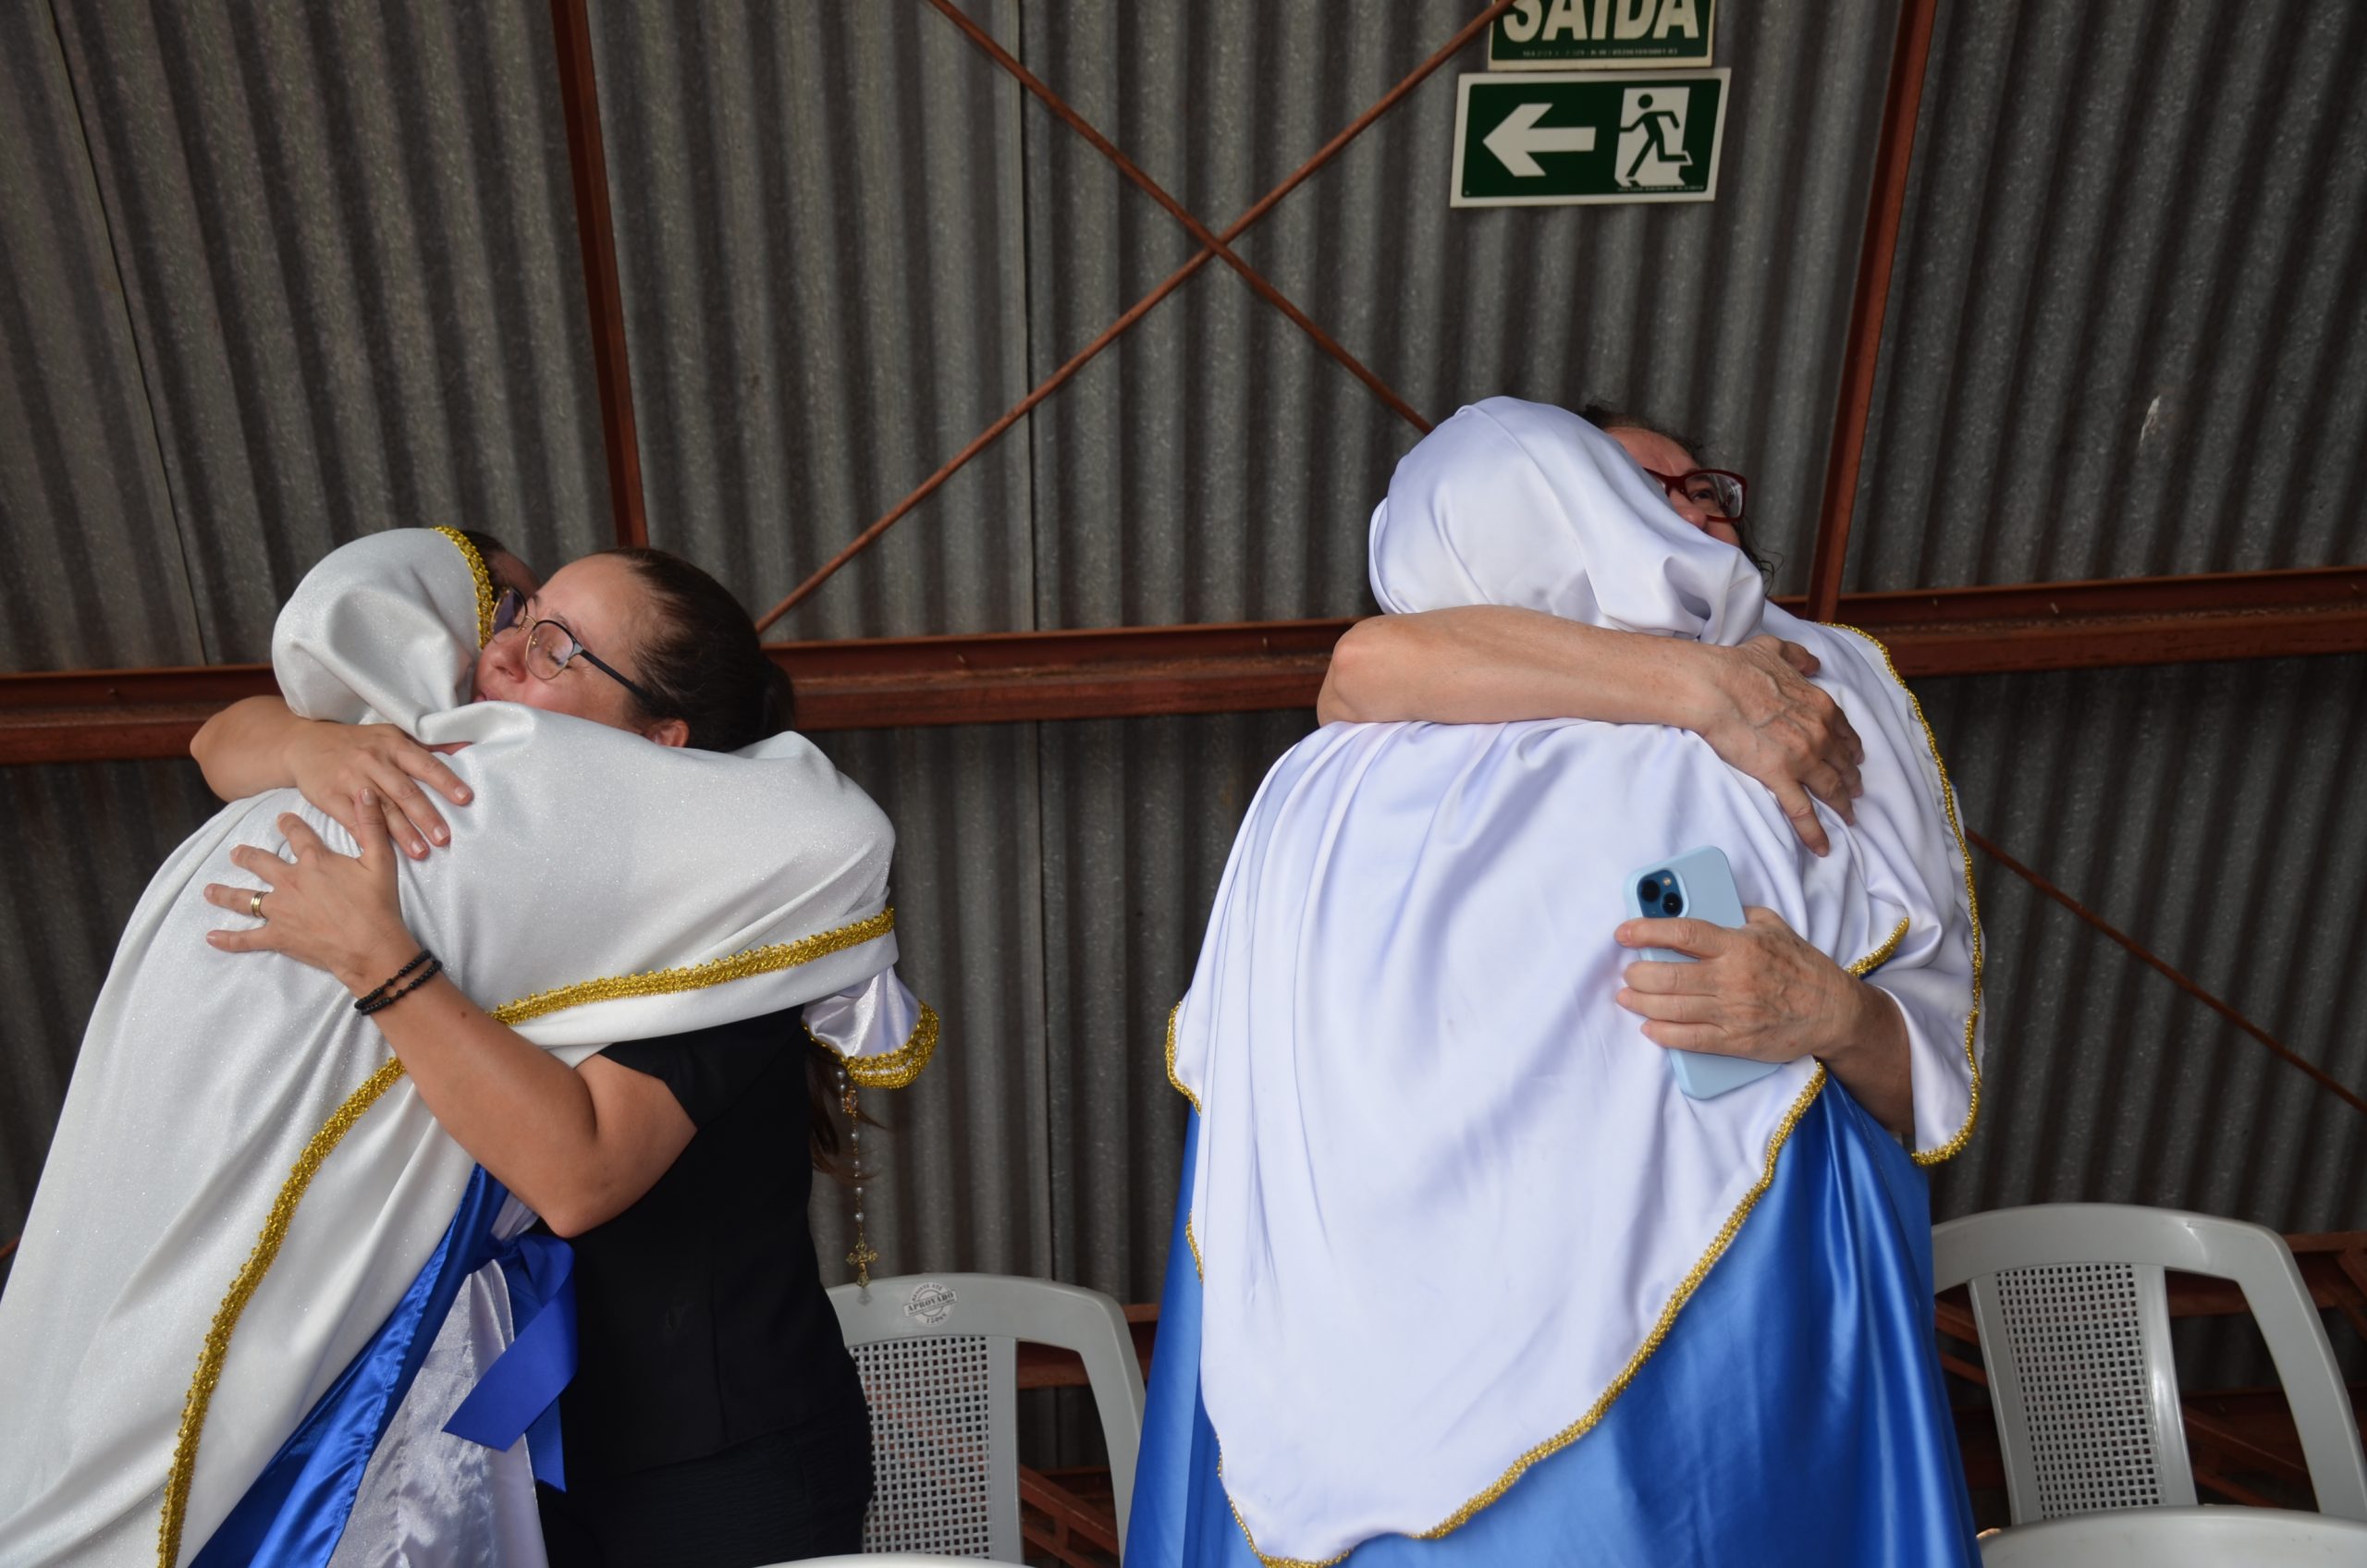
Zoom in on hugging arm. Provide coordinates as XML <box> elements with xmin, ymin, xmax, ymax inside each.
<box><xmin>200</xmin><ymin>792</ymin><xmax>692</xmax><ymax>1236</ymax></box>
<box><xmin>1329</xmin><ymin>608</ymin><xmax>1913</xmax><ymax>1130</ymax></box>
<box><xmin>1319</xmin><ymin>606</ymin><xmax>1864</xmax><ymax>856</ymax></box>
<box><xmin>193</xmin><ymin>694</ymin><xmax>474</xmax><ymax>860</ymax></box>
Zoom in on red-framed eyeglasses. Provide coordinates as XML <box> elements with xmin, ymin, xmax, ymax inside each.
<box><xmin>1641</xmin><ymin>467</ymin><xmax>1748</xmax><ymax>522</ymax></box>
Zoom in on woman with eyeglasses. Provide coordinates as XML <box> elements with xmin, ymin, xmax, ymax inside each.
<box><xmin>1313</xmin><ymin>406</ymin><xmax>1919</xmax><ymax>1127</ymax></box>
<box><xmin>165</xmin><ymin>539</ymin><xmax>903</xmax><ymax>1565</ymax></box>
<box><xmin>1133</xmin><ymin>398</ymin><xmax>1981</xmax><ymax>1567</ymax></box>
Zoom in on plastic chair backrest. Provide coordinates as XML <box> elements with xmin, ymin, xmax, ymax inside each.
<box><xmin>1933</xmin><ymin>1204</ymin><xmax>2367</xmax><ymax>1525</ymax></box>
<box><xmin>767</xmin><ymin>1555</ymin><xmax>1010</xmax><ymax>1567</ymax></box>
<box><xmin>1972</xmin><ymin>1504</ymin><xmax>2367</xmax><ymax>1567</ymax></box>
<box><xmin>829</xmin><ymin>1272</ymin><xmax>1147</xmax><ymax>1562</ymax></box>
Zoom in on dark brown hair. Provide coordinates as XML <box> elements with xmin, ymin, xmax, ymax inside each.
<box><xmin>803</xmin><ymin>1047</ymin><xmax>877</xmax><ymax>1182</ymax></box>
<box><xmin>601</xmin><ymin>547</ymin><xmax>796</xmax><ymax>751</ymax></box>
<box><xmin>603</xmin><ymin>547</ymin><xmax>863</xmax><ymax>1170</ymax></box>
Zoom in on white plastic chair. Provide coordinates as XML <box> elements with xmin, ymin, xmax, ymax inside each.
<box><xmin>1932</xmin><ymin>1204</ymin><xmax>2367</xmax><ymax>1525</ymax></box>
<box><xmin>1976</xmin><ymin>1504</ymin><xmax>2367</xmax><ymax>1566</ymax></box>
<box><xmin>828</xmin><ymin>1272</ymin><xmax>1147</xmax><ymax>1562</ymax></box>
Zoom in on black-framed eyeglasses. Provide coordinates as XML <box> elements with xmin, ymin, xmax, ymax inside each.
<box><xmin>492</xmin><ymin>587</ymin><xmax>663</xmax><ymax>711</ymax></box>
<box><xmin>1641</xmin><ymin>466</ymin><xmax>1748</xmax><ymax>522</ymax></box>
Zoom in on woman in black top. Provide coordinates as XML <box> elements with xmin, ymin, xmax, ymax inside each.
<box><xmin>192</xmin><ymin>545</ymin><xmax>877</xmax><ymax>1563</ymax></box>
<box><xmin>532</xmin><ymin>1011</ymin><xmax>872</xmax><ymax>1565</ymax></box>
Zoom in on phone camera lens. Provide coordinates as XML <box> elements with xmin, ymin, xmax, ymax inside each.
<box><xmin>1662</xmin><ymin>891</ymin><xmax>1684</xmax><ymax>916</ymax></box>
<box><xmin>1637</xmin><ymin>877</ymin><xmax>1661</xmax><ymax>906</ymax></box>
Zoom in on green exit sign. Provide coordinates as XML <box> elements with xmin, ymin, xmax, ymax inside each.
<box><xmin>1452</xmin><ymin>70</ymin><xmax>1729</xmax><ymax>207</ymax></box>
<box><xmin>1491</xmin><ymin>0</ymin><xmax>1716</xmax><ymax>68</ymax></box>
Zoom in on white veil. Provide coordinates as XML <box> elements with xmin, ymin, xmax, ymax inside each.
<box><xmin>0</xmin><ymin>529</ymin><xmax>931</xmax><ymax>1566</ymax></box>
<box><xmin>1168</xmin><ymin>398</ymin><xmax>1981</xmax><ymax>1563</ymax></box>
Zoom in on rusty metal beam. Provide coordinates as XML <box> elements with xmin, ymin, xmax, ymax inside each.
<box><xmin>1970</xmin><ymin>825</ymin><xmax>2367</xmax><ymax>1121</ymax></box>
<box><xmin>1806</xmin><ymin>0</ymin><xmax>1942</xmax><ymax>623</ymax></box>
<box><xmin>549</xmin><ymin>0</ymin><xmax>646</xmax><ymax>549</ymax></box>
<box><xmin>4</xmin><ymin>569</ymin><xmax>2363</xmax><ymax>764</ymax></box>
<box><xmin>924</xmin><ymin>0</ymin><xmax>1432</xmax><ymax>435</ymax></box>
<box><xmin>752</xmin><ymin>1</ymin><xmax>1512</xmax><ymax>630</ymax></box>
<box><xmin>1847</xmin><ymin>565</ymin><xmax>2367</xmax><ymax>675</ymax></box>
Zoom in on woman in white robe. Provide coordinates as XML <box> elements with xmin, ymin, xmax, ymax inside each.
<box><xmin>0</xmin><ymin>528</ymin><xmax>933</xmax><ymax>1567</ymax></box>
<box><xmin>1129</xmin><ymin>398</ymin><xmax>1981</xmax><ymax>1566</ymax></box>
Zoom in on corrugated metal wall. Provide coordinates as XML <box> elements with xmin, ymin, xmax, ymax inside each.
<box><xmin>577</xmin><ymin>0</ymin><xmax>1904</xmax><ymax>631</ymax></box>
<box><xmin>4</xmin><ymin>0</ymin><xmax>2361</xmax><ymax>1366</ymax></box>
<box><xmin>0</xmin><ymin>5</ymin><xmax>198</xmax><ymax>670</ymax></box>
<box><xmin>587</xmin><ymin>0</ymin><xmax>1037</xmax><ymax>640</ymax></box>
<box><xmin>1920</xmin><ymin>655</ymin><xmax>2367</xmax><ymax>1232</ymax></box>
<box><xmin>31</xmin><ymin>0</ymin><xmax>614</xmax><ymax>665</ymax></box>
<box><xmin>1852</xmin><ymin>0</ymin><xmax>2367</xmax><ymax>589</ymax></box>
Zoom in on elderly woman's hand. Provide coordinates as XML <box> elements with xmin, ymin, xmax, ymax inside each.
<box><xmin>202</xmin><ymin>791</ymin><xmax>421</xmax><ymax>996</ymax></box>
<box><xmin>1613</xmin><ymin>907</ymin><xmax>1863</xmax><ymax>1064</ymax></box>
<box><xmin>288</xmin><ymin>721</ymin><xmax>472</xmax><ymax>861</ymax></box>
<box><xmin>1613</xmin><ymin>906</ymin><xmax>1913</xmax><ymax>1134</ymax></box>
<box><xmin>1691</xmin><ymin>636</ymin><xmax>1863</xmax><ymax>856</ymax></box>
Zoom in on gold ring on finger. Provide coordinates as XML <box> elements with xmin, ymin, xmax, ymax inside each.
<box><xmin>250</xmin><ymin>890</ymin><xmax>265</xmax><ymax>920</ymax></box>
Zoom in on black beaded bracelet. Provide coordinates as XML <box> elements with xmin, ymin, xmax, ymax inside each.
<box><xmin>354</xmin><ymin>950</ymin><xmax>438</xmax><ymax>1015</ymax></box>
<box><xmin>356</xmin><ymin>957</ymin><xmax>441</xmax><ymax>1016</ymax></box>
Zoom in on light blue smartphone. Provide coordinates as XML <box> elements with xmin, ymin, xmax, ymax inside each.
<box><xmin>1622</xmin><ymin>845</ymin><xmax>1782</xmax><ymax>1099</ymax></box>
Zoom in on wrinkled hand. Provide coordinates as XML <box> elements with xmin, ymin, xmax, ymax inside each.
<box><xmin>1613</xmin><ymin>906</ymin><xmax>1861</xmax><ymax>1064</ymax></box>
<box><xmin>1695</xmin><ymin>636</ymin><xmax>1863</xmax><ymax>856</ymax></box>
<box><xmin>203</xmin><ymin>790</ymin><xmax>417</xmax><ymax>993</ymax></box>
<box><xmin>288</xmin><ymin>720</ymin><xmax>472</xmax><ymax>860</ymax></box>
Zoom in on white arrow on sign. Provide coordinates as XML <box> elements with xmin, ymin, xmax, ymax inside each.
<box><xmin>1483</xmin><ymin>102</ymin><xmax>1597</xmax><ymax>178</ymax></box>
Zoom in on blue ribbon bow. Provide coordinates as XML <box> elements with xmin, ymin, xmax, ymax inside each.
<box><xmin>442</xmin><ymin>1230</ymin><xmax>577</xmax><ymax>1490</ymax></box>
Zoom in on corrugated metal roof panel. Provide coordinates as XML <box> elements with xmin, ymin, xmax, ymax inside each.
<box><xmin>1022</xmin><ymin>0</ymin><xmax>1901</xmax><ymax>616</ymax></box>
<box><xmin>43</xmin><ymin>0</ymin><xmax>611</xmax><ymax>661</ymax></box>
<box><xmin>806</xmin><ymin>721</ymin><xmax>1058</xmax><ymax>1282</ymax></box>
<box><xmin>587</xmin><ymin>0</ymin><xmax>1037</xmax><ymax>641</ymax></box>
<box><xmin>1035</xmin><ymin>709</ymin><xmax>1315</xmax><ymax>1302</ymax></box>
<box><xmin>1851</xmin><ymin>0</ymin><xmax>2367</xmax><ymax>590</ymax></box>
<box><xmin>0</xmin><ymin>8</ymin><xmax>199</xmax><ymax>672</ymax></box>
<box><xmin>1918</xmin><ymin>653</ymin><xmax>2367</xmax><ymax>1232</ymax></box>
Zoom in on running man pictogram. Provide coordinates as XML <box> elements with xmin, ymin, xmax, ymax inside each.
<box><xmin>1616</xmin><ymin>88</ymin><xmax>1695</xmax><ymax>188</ymax></box>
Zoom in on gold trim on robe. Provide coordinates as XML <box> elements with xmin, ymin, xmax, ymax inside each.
<box><xmin>161</xmin><ymin>907</ymin><xmax>903</xmax><ymax>1564</ymax></box>
<box><xmin>1829</xmin><ymin>624</ymin><xmax>1984</xmax><ymax>1166</ymax></box>
<box><xmin>1171</xmin><ymin>914</ymin><xmax>1910</xmax><ymax>1566</ymax></box>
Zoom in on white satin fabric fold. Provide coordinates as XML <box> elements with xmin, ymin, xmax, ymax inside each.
<box><xmin>0</xmin><ymin>530</ymin><xmax>919</xmax><ymax>1565</ymax></box>
<box><xmin>1171</xmin><ymin>398</ymin><xmax>1980</xmax><ymax>1563</ymax></box>
<box><xmin>803</xmin><ymin>967</ymin><xmax>923</xmax><ymax>1065</ymax></box>
<box><xmin>326</xmin><ymin>1196</ymin><xmax>546</xmax><ymax>1568</ymax></box>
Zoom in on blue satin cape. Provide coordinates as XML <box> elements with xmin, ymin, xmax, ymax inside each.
<box><xmin>1127</xmin><ymin>1087</ymin><xmax>1979</xmax><ymax>1567</ymax></box>
<box><xmin>193</xmin><ymin>1168</ymin><xmax>572</xmax><ymax>1568</ymax></box>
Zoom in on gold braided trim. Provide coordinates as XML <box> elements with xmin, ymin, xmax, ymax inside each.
<box><xmin>1163</xmin><ymin>850</ymin><xmax>1922</xmax><ymax>1558</ymax></box>
<box><xmin>158</xmin><ymin>1056</ymin><xmax>409</xmax><ymax>1567</ymax></box>
<box><xmin>160</xmin><ymin>910</ymin><xmax>898</xmax><ymax>1561</ymax></box>
<box><xmin>1164</xmin><ymin>1001</ymin><xmax>1203</xmax><ymax>1112</ymax></box>
<box><xmin>813</xmin><ymin>1000</ymin><xmax>943</xmax><ymax>1089</ymax></box>
<box><xmin>1850</xmin><ymin>915</ymin><xmax>1911</xmax><ymax>977</ymax></box>
<box><xmin>1216</xmin><ymin>1067</ymin><xmax>1834</xmax><ymax>1567</ymax></box>
<box><xmin>1829</xmin><ymin>625</ymin><xmax>1985</xmax><ymax>1166</ymax></box>
<box><xmin>429</xmin><ymin>525</ymin><xmax>497</xmax><ymax>647</ymax></box>
<box><xmin>486</xmin><ymin>909</ymin><xmax>897</xmax><ymax>1026</ymax></box>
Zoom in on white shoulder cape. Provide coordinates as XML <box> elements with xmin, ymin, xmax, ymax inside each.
<box><xmin>1168</xmin><ymin>400</ymin><xmax>1981</xmax><ymax>1563</ymax></box>
<box><xmin>0</xmin><ymin>528</ymin><xmax>932</xmax><ymax>1566</ymax></box>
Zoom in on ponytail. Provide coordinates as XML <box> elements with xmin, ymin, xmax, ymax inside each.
<box><xmin>600</xmin><ymin>547</ymin><xmax>796</xmax><ymax>751</ymax></box>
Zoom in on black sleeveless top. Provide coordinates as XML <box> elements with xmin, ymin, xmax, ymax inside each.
<box><xmin>540</xmin><ymin>1006</ymin><xmax>866</xmax><ymax>1481</ymax></box>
